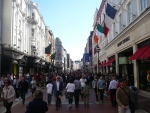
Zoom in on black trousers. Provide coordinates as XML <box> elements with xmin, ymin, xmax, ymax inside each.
<box><xmin>5</xmin><ymin>102</ymin><xmax>13</xmax><ymax>113</ymax></box>
<box><xmin>94</xmin><ymin>88</ymin><xmax>99</xmax><ymax>101</ymax></box>
<box><xmin>74</xmin><ymin>89</ymin><xmax>80</xmax><ymax>106</ymax></box>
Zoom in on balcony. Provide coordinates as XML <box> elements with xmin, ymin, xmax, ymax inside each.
<box><xmin>27</xmin><ymin>16</ymin><xmax>37</xmax><ymax>25</ymax></box>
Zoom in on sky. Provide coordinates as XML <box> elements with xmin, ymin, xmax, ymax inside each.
<box><xmin>33</xmin><ymin>0</ymin><xmax>101</xmax><ymax>61</ymax></box>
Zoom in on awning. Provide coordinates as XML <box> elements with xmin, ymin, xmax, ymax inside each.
<box><xmin>15</xmin><ymin>55</ymin><xmax>24</xmax><ymax>60</ymax></box>
<box><xmin>128</xmin><ymin>46</ymin><xmax>149</xmax><ymax>61</ymax></box>
<box><xmin>139</xmin><ymin>46</ymin><xmax>150</xmax><ymax>59</ymax></box>
<box><xmin>105</xmin><ymin>58</ymin><xmax>115</xmax><ymax>67</ymax></box>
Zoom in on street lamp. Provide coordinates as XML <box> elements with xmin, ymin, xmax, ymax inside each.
<box><xmin>96</xmin><ymin>45</ymin><xmax>101</xmax><ymax>73</ymax></box>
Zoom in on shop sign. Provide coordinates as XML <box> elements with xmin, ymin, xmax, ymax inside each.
<box><xmin>117</xmin><ymin>36</ymin><xmax>130</xmax><ymax>47</ymax></box>
<box><xmin>119</xmin><ymin>57</ymin><xmax>128</xmax><ymax>64</ymax></box>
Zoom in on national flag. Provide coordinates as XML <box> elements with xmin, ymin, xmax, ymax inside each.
<box><xmin>104</xmin><ymin>3</ymin><xmax>117</xmax><ymax>36</ymax></box>
<box><xmin>94</xmin><ymin>35</ymin><xmax>98</xmax><ymax>44</ymax></box>
<box><xmin>51</xmin><ymin>52</ymin><xmax>56</xmax><ymax>59</ymax></box>
<box><xmin>96</xmin><ymin>23</ymin><xmax>104</xmax><ymax>38</ymax></box>
<box><xmin>45</xmin><ymin>44</ymin><xmax>52</xmax><ymax>54</ymax></box>
<box><xmin>94</xmin><ymin>23</ymin><xmax>104</xmax><ymax>44</ymax></box>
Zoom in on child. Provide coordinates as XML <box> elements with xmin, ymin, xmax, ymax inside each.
<box><xmin>46</xmin><ymin>80</ymin><xmax>53</xmax><ymax>105</ymax></box>
<box><xmin>83</xmin><ymin>81</ymin><xmax>90</xmax><ymax>106</ymax></box>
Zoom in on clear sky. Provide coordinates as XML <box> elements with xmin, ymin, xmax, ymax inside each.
<box><xmin>33</xmin><ymin>0</ymin><xmax>101</xmax><ymax>61</ymax></box>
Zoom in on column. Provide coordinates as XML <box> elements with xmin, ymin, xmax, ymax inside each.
<box><xmin>115</xmin><ymin>53</ymin><xmax>119</xmax><ymax>75</ymax></box>
<box><xmin>133</xmin><ymin>44</ymin><xmax>139</xmax><ymax>88</ymax></box>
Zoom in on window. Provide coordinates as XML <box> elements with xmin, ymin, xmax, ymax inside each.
<box><xmin>32</xmin><ymin>13</ymin><xmax>35</xmax><ymax>19</ymax></box>
<box><xmin>31</xmin><ymin>28</ymin><xmax>34</xmax><ymax>36</ymax></box>
<box><xmin>127</xmin><ymin>2</ymin><xmax>133</xmax><ymax>23</ymax></box>
<box><xmin>18</xmin><ymin>34</ymin><xmax>21</xmax><ymax>50</ymax></box>
<box><xmin>141</xmin><ymin>0</ymin><xmax>147</xmax><ymax>11</ymax></box>
<box><xmin>19</xmin><ymin>20</ymin><xmax>21</xmax><ymax>29</ymax></box>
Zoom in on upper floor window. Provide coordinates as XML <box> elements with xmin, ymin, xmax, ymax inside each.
<box><xmin>19</xmin><ymin>20</ymin><xmax>21</xmax><ymax>29</ymax></box>
<box><xmin>127</xmin><ymin>2</ymin><xmax>133</xmax><ymax>23</ymax></box>
<box><xmin>141</xmin><ymin>0</ymin><xmax>147</xmax><ymax>11</ymax></box>
<box><xmin>32</xmin><ymin>13</ymin><xmax>35</xmax><ymax>20</ymax></box>
<box><xmin>31</xmin><ymin>28</ymin><xmax>34</xmax><ymax>36</ymax></box>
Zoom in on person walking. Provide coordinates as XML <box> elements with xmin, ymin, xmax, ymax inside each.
<box><xmin>52</xmin><ymin>76</ymin><xmax>63</xmax><ymax>110</ymax></box>
<box><xmin>116</xmin><ymin>78</ymin><xmax>131</xmax><ymax>113</ymax></box>
<box><xmin>1</xmin><ymin>79</ymin><xmax>15</xmax><ymax>113</ymax></box>
<box><xmin>46</xmin><ymin>80</ymin><xmax>53</xmax><ymax>105</ymax></box>
<box><xmin>97</xmin><ymin>76</ymin><xmax>106</xmax><ymax>103</ymax></box>
<box><xmin>13</xmin><ymin>75</ymin><xmax>20</xmax><ymax>101</ymax></box>
<box><xmin>92</xmin><ymin>75</ymin><xmax>99</xmax><ymax>101</ymax></box>
<box><xmin>19</xmin><ymin>76</ymin><xmax>29</xmax><ymax>105</ymax></box>
<box><xmin>25</xmin><ymin>90</ymin><xmax>48</xmax><ymax>113</ymax></box>
<box><xmin>108</xmin><ymin>76</ymin><xmax>118</xmax><ymax>107</ymax></box>
<box><xmin>66</xmin><ymin>79</ymin><xmax>75</xmax><ymax>108</ymax></box>
<box><xmin>30</xmin><ymin>77</ymin><xmax>37</xmax><ymax>97</ymax></box>
<box><xmin>83</xmin><ymin>81</ymin><xmax>90</xmax><ymax>106</ymax></box>
<box><xmin>80</xmin><ymin>74</ymin><xmax>87</xmax><ymax>100</ymax></box>
<box><xmin>74</xmin><ymin>76</ymin><xmax>81</xmax><ymax>107</ymax></box>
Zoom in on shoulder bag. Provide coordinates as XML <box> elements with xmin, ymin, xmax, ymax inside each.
<box><xmin>120</xmin><ymin>87</ymin><xmax>135</xmax><ymax>113</ymax></box>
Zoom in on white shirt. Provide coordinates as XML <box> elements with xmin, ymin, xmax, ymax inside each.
<box><xmin>66</xmin><ymin>83</ymin><xmax>75</xmax><ymax>92</ymax></box>
<box><xmin>80</xmin><ymin>78</ymin><xmax>87</xmax><ymax>87</ymax></box>
<box><xmin>46</xmin><ymin>83</ymin><xmax>53</xmax><ymax>94</ymax></box>
<box><xmin>56</xmin><ymin>81</ymin><xmax>60</xmax><ymax>91</ymax></box>
<box><xmin>109</xmin><ymin>79</ymin><xmax>118</xmax><ymax>90</ymax></box>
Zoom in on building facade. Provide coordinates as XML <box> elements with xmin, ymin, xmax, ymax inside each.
<box><xmin>1</xmin><ymin>0</ymin><xmax>48</xmax><ymax>76</ymax></box>
<box><xmin>94</xmin><ymin>0</ymin><xmax>150</xmax><ymax>97</ymax></box>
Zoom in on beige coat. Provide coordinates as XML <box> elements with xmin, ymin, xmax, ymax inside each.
<box><xmin>1</xmin><ymin>85</ymin><xmax>15</xmax><ymax>103</ymax></box>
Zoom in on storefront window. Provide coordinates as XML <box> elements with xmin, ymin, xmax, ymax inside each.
<box><xmin>139</xmin><ymin>60</ymin><xmax>150</xmax><ymax>92</ymax></box>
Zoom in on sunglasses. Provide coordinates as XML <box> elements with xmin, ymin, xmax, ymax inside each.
<box><xmin>5</xmin><ymin>82</ymin><xmax>8</xmax><ymax>83</ymax></box>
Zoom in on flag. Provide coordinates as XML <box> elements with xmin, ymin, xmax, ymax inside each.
<box><xmin>51</xmin><ymin>52</ymin><xmax>56</xmax><ymax>59</ymax></box>
<box><xmin>94</xmin><ymin>35</ymin><xmax>98</xmax><ymax>44</ymax></box>
<box><xmin>104</xmin><ymin>3</ymin><xmax>117</xmax><ymax>36</ymax></box>
<box><xmin>45</xmin><ymin>44</ymin><xmax>52</xmax><ymax>54</ymax></box>
<box><xmin>94</xmin><ymin>23</ymin><xmax>104</xmax><ymax>44</ymax></box>
<box><xmin>96</xmin><ymin>23</ymin><xmax>104</xmax><ymax>38</ymax></box>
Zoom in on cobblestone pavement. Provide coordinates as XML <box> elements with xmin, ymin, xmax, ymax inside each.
<box><xmin>0</xmin><ymin>88</ymin><xmax>149</xmax><ymax>113</ymax></box>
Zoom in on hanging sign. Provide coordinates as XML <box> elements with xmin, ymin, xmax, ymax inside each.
<box><xmin>84</xmin><ymin>53</ymin><xmax>89</xmax><ymax>62</ymax></box>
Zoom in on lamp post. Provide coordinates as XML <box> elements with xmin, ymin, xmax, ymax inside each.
<box><xmin>96</xmin><ymin>45</ymin><xmax>101</xmax><ymax>73</ymax></box>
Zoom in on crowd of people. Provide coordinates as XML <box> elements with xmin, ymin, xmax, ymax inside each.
<box><xmin>0</xmin><ymin>72</ymin><xmax>135</xmax><ymax>113</ymax></box>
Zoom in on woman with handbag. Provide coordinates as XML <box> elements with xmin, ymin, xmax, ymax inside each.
<box><xmin>66</xmin><ymin>79</ymin><xmax>75</xmax><ymax>108</ymax></box>
<box><xmin>0</xmin><ymin>79</ymin><xmax>15</xmax><ymax>113</ymax></box>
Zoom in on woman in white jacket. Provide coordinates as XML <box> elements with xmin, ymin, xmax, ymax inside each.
<box><xmin>1</xmin><ymin>79</ymin><xmax>15</xmax><ymax>113</ymax></box>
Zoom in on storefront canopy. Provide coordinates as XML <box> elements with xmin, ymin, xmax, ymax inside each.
<box><xmin>128</xmin><ymin>46</ymin><xmax>149</xmax><ymax>61</ymax></box>
<box><xmin>105</xmin><ymin>58</ymin><xmax>115</xmax><ymax>66</ymax></box>
<box><xmin>139</xmin><ymin>46</ymin><xmax>150</xmax><ymax>59</ymax></box>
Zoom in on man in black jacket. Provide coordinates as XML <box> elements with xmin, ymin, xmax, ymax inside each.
<box><xmin>19</xmin><ymin>76</ymin><xmax>29</xmax><ymax>105</ymax></box>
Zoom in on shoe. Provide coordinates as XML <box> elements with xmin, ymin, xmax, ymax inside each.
<box><xmin>15</xmin><ymin>98</ymin><xmax>19</xmax><ymax>102</ymax></box>
<box><xmin>55</xmin><ymin>108</ymin><xmax>58</xmax><ymax>110</ymax></box>
<box><xmin>69</xmin><ymin>104</ymin><xmax>71</xmax><ymax>108</ymax></box>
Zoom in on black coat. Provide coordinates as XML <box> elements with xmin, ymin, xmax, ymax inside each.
<box><xmin>25</xmin><ymin>99</ymin><xmax>48</xmax><ymax>113</ymax></box>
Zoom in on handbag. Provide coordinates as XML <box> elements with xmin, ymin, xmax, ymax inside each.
<box><xmin>120</xmin><ymin>87</ymin><xmax>135</xmax><ymax>113</ymax></box>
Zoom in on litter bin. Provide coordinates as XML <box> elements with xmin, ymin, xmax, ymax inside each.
<box><xmin>129</xmin><ymin>86</ymin><xmax>138</xmax><ymax>110</ymax></box>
